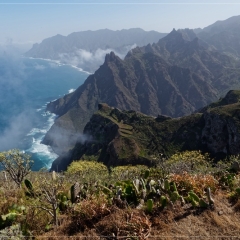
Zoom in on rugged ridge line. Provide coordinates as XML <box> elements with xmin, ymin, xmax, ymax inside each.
<box><xmin>43</xmin><ymin>29</ymin><xmax>240</xmax><ymax>154</ymax></box>
<box><xmin>50</xmin><ymin>90</ymin><xmax>240</xmax><ymax>171</ymax></box>
<box><xmin>25</xmin><ymin>28</ymin><xmax>167</xmax><ymax>72</ymax></box>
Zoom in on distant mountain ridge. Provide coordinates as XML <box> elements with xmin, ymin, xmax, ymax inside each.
<box><xmin>25</xmin><ymin>28</ymin><xmax>167</xmax><ymax>72</ymax></box>
<box><xmin>42</xmin><ymin>28</ymin><xmax>240</xmax><ymax>155</ymax></box>
<box><xmin>132</xmin><ymin>28</ymin><xmax>240</xmax><ymax>91</ymax></box>
<box><xmin>196</xmin><ymin>15</ymin><xmax>240</xmax><ymax>58</ymax></box>
<box><xmin>40</xmin><ymin>15</ymin><xmax>240</xmax><ymax>162</ymax></box>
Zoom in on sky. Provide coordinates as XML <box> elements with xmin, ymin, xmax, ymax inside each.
<box><xmin>0</xmin><ymin>0</ymin><xmax>240</xmax><ymax>46</ymax></box>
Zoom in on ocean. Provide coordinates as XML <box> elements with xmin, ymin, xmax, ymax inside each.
<box><xmin>0</xmin><ymin>54</ymin><xmax>88</xmax><ymax>170</ymax></box>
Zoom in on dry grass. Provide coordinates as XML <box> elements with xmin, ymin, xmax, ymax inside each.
<box><xmin>150</xmin><ymin>191</ymin><xmax>240</xmax><ymax>239</ymax></box>
<box><xmin>95</xmin><ymin>208</ymin><xmax>151</xmax><ymax>239</ymax></box>
<box><xmin>1</xmin><ymin>167</ymin><xmax>240</xmax><ymax>239</ymax></box>
<box><xmin>36</xmin><ymin>190</ymin><xmax>240</xmax><ymax>239</ymax></box>
<box><xmin>170</xmin><ymin>172</ymin><xmax>218</xmax><ymax>196</ymax></box>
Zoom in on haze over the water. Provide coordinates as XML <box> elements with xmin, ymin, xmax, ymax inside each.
<box><xmin>0</xmin><ymin>0</ymin><xmax>240</xmax><ymax>47</ymax></box>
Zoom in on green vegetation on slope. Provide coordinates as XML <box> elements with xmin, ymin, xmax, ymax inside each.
<box><xmin>50</xmin><ymin>90</ymin><xmax>240</xmax><ymax>171</ymax></box>
<box><xmin>1</xmin><ymin>150</ymin><xmax>240</xmax><ymax>238</ymax></box>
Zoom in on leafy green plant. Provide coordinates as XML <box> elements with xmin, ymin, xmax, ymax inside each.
<box><xmin>219</xmin><ymin>172</ymin><xmax>236</xmax><ymax>190</ymax></box>
<box><xmin>24</xmin><ymin>179</ymin><xmax>34</xmax><ymax>197</ymax></box>
<box><xmin>146</xmin><ymin>199</ymin><xmax>153</xmax><ymax>212</ymax></box>
<box><xmin>0</xmin><ymin>204</ymin><xmax>26</xmax><ymax>229</ymax></box>
<box><xmin>67</xmin><ymin>160</ymin><xmax>108</xmax><ymax>176</ymax></box>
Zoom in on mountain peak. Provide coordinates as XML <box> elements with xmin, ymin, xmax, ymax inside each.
<box><xmin>104</xmin><ymin>51</ymin><xmax>117</xmax><ymax>63</ymax></box>
<box><xmin>169</xmin><ymin>28</ymin><xmax>181</xmax><ymax>36</ymax></box>
<box><xmin>178</xmin><ymin>28</ymin><xmax>197</xmax><ymax>41</ymax></box>
<box><xmin>160</xmin><ymin>28</ymin><xmax>186</xmax><ymax>43</ymax></box>
<box><xmin>156</xmin><ymin>28</ymin><xmax>188</xmax><ymax>53</ymax></box>
<box><xmin>162</xmin><ymin>28</ymin><xmax>197</xmax><ymax>43</ymax></box>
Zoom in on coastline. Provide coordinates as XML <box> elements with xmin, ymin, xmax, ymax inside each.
<box><xmin>26</xmin><ymin>56</ymin><xmax>92</xmax><ymax>75</ymax></box>
<box><xmin>17</xmin><ymin>56</ymin><xmax>89</xmax><ymax>170</ymax></box>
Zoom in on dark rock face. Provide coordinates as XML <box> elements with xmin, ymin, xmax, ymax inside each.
<box><xmin>44</xmin><ymin>26</ymin><xmax>240</xmax><ymax>156</ymax></box>
<box><xmin>50</xmin><ymin>91</ymin><xmax>240</xmax><ymax>171</ymax></box>
<box><xmin>202</xmin><ymin>111</ymin><xmax>240</xmax><ymax>155</ymax></box>
<box><xmin>42</xmin><ymin>52</ymin><xmax>208</xmax><ymax>152</ymax></box>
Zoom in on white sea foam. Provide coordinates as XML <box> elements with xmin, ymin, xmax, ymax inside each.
<box><xmin>28</xmin><ymin>56</ymin><xmax>61</xmax><ymax>65</ymax></box>
<box><xmin>26</xmin><ymin>104</ymin><xmax>58</xmax><ymax>169</ymax></box>
<box><xmin>27</xmin><ymin>57</ymin><xmax>91</xmax><ymax>74</ymax></box>
<box><xmin>47</xmin><ymin>113</ymin><xmax>56</xmax><ymax>124</ymax></box>
<box><xmin>28</xmin><ymin>138</ymin><xmax>58</xmax><ymax>169</ymax></box>
<box><xmin>66</xmin><ymin>64</ymin><xmax>91</xmax><ymax>74</ymax></box>
<box><xmin>68</xmin><ymin>88</ymin><xmax>75</xmax><ymax>93</ymax></box>
<box><xmin>36</xmin><ymin>105</ymin><xmax>46</xmax><ymax>112</ymax></box>
<box><xmin>26</xmin><ymin>128</ymin><xmax>47</xmax><ymax>136</ymax></box>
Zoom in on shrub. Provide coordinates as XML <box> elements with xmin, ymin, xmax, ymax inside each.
<box><xmin>66</xmin><ymin>161</ymin><xmax>109</xmax><ymax>183</ymax></box>
<box><xmin>162</xmin><ymin>150</ymin><xmax>211</xmax><ymax>174</ymax></box>
<box><xmin>67</xmin><ymin>161</ymin><xmax>108</xmax><ymax>175</ymax></box>
<box><xmin>170</xmin><ymin>172</ymin><xmax>218</xmax><ymax>196</ymax></box>
<box><xmin>0</xmin><ymin>150</ymin><xmax>34</xmax><ymax>188</ymax></box>
<box><xmin>110</xmin><ymin>165</ymin><xmax>148</xmax><ymax>181</ymax></box>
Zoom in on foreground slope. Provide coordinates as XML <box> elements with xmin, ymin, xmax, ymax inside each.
<box><xmin>51</xmin><ymin>90</ymin><xmax>240</xmax><ymax>171</ymax></box>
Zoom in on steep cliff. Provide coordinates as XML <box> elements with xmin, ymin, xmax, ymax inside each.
<box><xmin>50</xmin><ymin>90</ymin><xmax>240</xmax><ymax>171</ymax></box>
<box><xmin>50</xmin><ymin>103</ymin><xmax>203</xmax><ymax>171</ymax></box>
<box><xmin>43</xmin><ymin>48</ymin><xmax>218</xmax><ymax>153</ymax></box>
<box><xmin>43</xmin><ymin>30</ymin><xmax>240</xmax><ymax>154</ymax></box>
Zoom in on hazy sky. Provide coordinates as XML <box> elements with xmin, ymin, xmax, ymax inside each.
<box><xmin>1</xmin><ymin>0</ymin><xmax>240</xmax><ymax>45</ymax></box>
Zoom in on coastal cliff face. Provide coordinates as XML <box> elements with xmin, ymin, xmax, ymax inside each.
<box><xmin>50</xmin><ymin>91</ymin><xmax>240</xmax><ymax>171</ymax></box>
<box><xmin>41</xmin><ymin>51</ymin><xmax>217</xmax><ymax>153</ymax></box>
<box><xmin>43</xmin><ymin>28</ymin><xmax>240</xmax><ymax>156</ymax></box>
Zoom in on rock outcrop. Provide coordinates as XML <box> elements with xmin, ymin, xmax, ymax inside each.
<box><xmin>50</xmin><ymin>91</ymin><xmax>240</xmax><ymax>171</ymax></box>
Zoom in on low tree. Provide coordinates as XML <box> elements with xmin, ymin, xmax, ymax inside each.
<box><xmin>31</xmin><ymin>172</ymin><xmax>65</xmax><ymax>226</ymax></box>
<box><xmin>0</xmin><ymin>149</ymin><xmax>34</xmax><ymax>188</ymax></box>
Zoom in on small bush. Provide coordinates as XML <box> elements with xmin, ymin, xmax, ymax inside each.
<box><xmin>110</xmin><ymin>165</ymin><xmax>148</xmax><ymax>181</ymax></box>
<box><xmin>170</xmin><ymin>171</ymin><xmax>218</xmax><ymax>196</ymax></box>
<box><xmin>67</xmin><ymin>161</ymin><xmax>108</xmax><ymax>174</ymax></box>
<box><xmin>163</xmin><ymin>150</ymin><xmax>212</xmax><ymax>174</ymax></box>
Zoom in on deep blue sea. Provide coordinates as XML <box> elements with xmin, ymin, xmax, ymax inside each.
<box><xmin>0</xmin><ymin>53</ymin><xmax>88</xmax><ymax>170</ymax></box>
